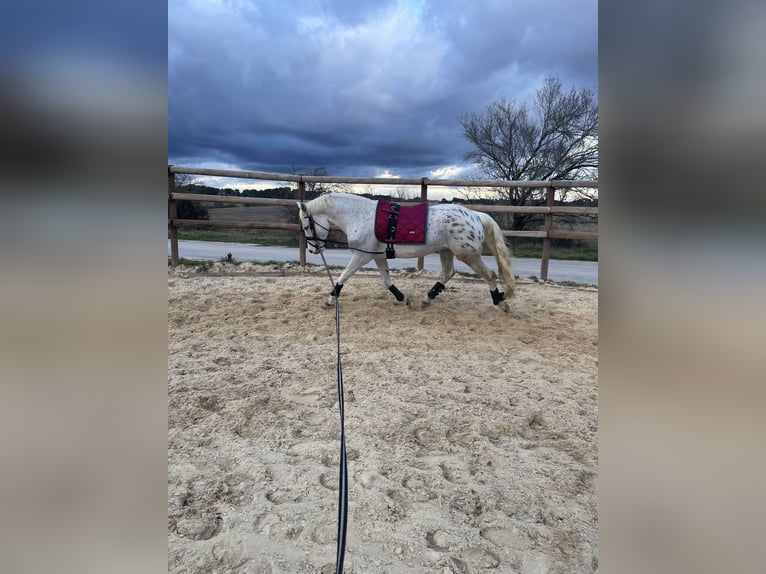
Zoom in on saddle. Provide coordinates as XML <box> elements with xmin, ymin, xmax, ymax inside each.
<box><xmin>374</xmin><ymin>199</ymin><xmax>428</xmax><ymax>258</ymax></box>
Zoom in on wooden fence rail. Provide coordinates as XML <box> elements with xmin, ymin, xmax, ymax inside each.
<box><xmin>168</xmin><ymin>165</ymin><xmax>598</xmax><ymax>281</ymax></box>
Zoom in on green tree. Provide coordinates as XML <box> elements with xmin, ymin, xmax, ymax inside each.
<box><xmin>174</xmin><ymin>173</ymin><xmax>209</xmax><ymax>220</ymax></box>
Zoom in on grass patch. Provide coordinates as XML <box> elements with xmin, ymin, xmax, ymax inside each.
<box><xmin>509</xmin><ymin>244</ymin><xmax>598</xmax><ymax>261</ymax></box>
<box><xmin>218</xmin><ymin>253</ymin><xmax>242</xmax><ymax>264</ymax></box>
<box><xmin>504</xmin><ymin>238</ymin><xmax>598</xmax><ymax>261</ymax></box>
<box><xmin>554</xmin><ymin>280</ymin><xmax>596</xmax><ymax>287</ymax></box>
<box><xmin>169</xmin><ymin>258</ymin><xmax>214</xmax><ymax>271</ymax></box>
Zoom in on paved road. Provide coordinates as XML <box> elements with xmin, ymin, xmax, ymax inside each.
<box><xmin>169</xmin><ymin>240</ymin><xmax>598</xmax><ymax>285</ymax></box>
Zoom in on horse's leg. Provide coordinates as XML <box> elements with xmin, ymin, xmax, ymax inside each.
<box><xmin>374</xmin><ymin>256</ymin><xmax>408</xmax><ymax>304</ymax></box>
<box><xmin>456</xmin><ymin>253</ymin><xmax>511</xmax><ymax>312</ymax></box>
<box><xmin>422</xmin><ymin>249</ymin><xmax>456</xmax><ymax>306</ymax></box>
<box><xmin>326</xmin><ymin>251</ymin><xmax>372</xmax><ymax>306</ymax></box>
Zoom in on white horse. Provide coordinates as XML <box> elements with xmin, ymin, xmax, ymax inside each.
<box><xmin>296</xmin><ymin>192</ymin><xmax>515</xmax><ymax>311</ymax></box>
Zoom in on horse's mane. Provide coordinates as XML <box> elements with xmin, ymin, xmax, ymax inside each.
<box><xmin>305</xmin><ymin>192</ymin><xmax>333</xmax><ymax>215</ymax></box>
<box><xmin>306</xmin><ymin>192</ymin><xmax>364</xmax><ymax>215</ymax></box>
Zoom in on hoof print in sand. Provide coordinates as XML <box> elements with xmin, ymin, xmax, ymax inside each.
<box><xmin>318</xmin><ymin>472</ymin><xmax>339</xmax><ymax>491</ymax></box>
<box><xmin>265</xmin><ymin>489</ymin><xmax>302</xmax><ymax>505</ymax></box>
<box><xmin>174</xmin><ymin>511</ymin><xmax>222</xmax><ymax>541</ymax></box>
<box><xmin>426</xmin><ymin>529</ymin><xmax>452</xmax><ymax>551</ymax></box>
<box><xmin>464</xmin><ymin>546</ymin><xmax>501</xmax><ymax>569</ymax></box>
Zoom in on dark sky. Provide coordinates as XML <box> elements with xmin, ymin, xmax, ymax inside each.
<box><xmin>169</xmin><ymin>0</ymin><xmax>597</xmax><ymax>186</ymax></box>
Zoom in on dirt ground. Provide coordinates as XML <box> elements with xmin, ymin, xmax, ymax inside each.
<box><xmin>168</xmin><ymin>262</ymin><xmax>598</xmax><ymax>573</ymax></box>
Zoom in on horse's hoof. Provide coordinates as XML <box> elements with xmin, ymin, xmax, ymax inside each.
<box><xmin>497</xmin><ymin>300</ymin><xmax>511</xmax><ymax>313</ymax></box>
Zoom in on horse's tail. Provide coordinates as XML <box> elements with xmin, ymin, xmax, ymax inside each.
<box><xmin>478</xmin><ymin>212</ymin><xmax>516</xmax><ymax>297</ymax></box>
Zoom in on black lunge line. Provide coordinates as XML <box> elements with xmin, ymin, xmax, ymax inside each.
<box><xmin>318</xmin><ymin>250</ymin><xmax>349</xmax><ymax>574</ymax></box>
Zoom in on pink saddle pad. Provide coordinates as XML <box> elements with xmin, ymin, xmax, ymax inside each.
<box><xmin>374</xmin><ymin>199</ymin><xmax>428</xmax><ymax>244</ymax></box>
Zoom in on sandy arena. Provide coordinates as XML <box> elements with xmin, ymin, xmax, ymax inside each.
<box><xmin>168</xmin><ymin>262</ymin><xmax>598</xmax><ymax>573</ymax></box>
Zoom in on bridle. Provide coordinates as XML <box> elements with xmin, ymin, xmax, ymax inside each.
<box><xmin>304</xmin><ymin>215</ymin><xmax>331</xmax><ymax>252</ymax></box>
<box><xmin>302</xmin><ymin>213</ymin><xmax>386</xmax><ymax>256</ymax></box>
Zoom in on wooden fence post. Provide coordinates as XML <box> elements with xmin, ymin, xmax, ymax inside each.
<box><xmin>296</xmin><ymin>180</ymin><xmax>306</xmax><ymax>266</ymax></box>
<box><xmin>417</xmin><ymin>178</ymin><xmax>428</xmax><ymax>271</ymax></box>
<box><xmin>539</xmin><ymin>185</ymin><xmax>555</xmax><ymax>281</ymax></box>
<box><xmin>168</xmin><ymin>166</ymin><xmax>179</xmax><ymax>267</ymax></box>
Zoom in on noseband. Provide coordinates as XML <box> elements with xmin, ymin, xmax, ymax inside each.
<box><xmin>305</xmin><ymin>215</ymin><xmax>331</xmax><ymax>251</ymax></box>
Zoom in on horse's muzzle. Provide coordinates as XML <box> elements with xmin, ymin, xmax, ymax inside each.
<box><xmin>307</xmin><ymin>241</ymin><xmax>324</xmax><ymax>254</ymax></box>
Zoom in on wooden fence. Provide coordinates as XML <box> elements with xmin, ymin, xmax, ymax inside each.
<box><xmin>168</xmin><ymin>165</ymin><xmax>598</xmax><ymax>281</ymax></box>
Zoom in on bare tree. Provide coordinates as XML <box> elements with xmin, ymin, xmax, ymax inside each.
<box><xmin>393</xmin><ymin>184</ymin><xmax>418</xmax><ymax>201</ymax></box>
<box><xmin>174</xmin><ymin>171</ymin><xmax>193</xmax><ymax>190</ymax></box>
<box><xmin>289</xmin><ymin>165</ymin><xmax>350</xmax><ymax>196</ymax></box>
<box><xmin>459</xmin><ymin>76</ymin><xmax>598</xmax><ymax>230</ymax></box>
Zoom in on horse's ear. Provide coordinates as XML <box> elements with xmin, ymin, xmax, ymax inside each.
<box><xmin>296</xmin><ymin>201</ymin><xmax>307</xmax><ymax>213</ymax></box>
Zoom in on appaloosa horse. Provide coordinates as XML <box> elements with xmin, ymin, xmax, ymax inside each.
<box><xmin>297</xmin><ymin>192</ymin><xmax>515</xmax><ymax>311</ymax></box>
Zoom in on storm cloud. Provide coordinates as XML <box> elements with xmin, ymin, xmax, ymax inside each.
<box><xmin>169</xmin><ymin>0</ymin><xmax>597</xmax><ymax>180</ymax></box>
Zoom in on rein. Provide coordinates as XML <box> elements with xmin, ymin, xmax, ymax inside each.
<box><xmin>307</xmin><ymin>216</ymin><xmax>385</xmax><ymax>255</ymax></box>
<box><xmin>317</xmin><ymin>248</ymin><xmax>349</xmax><ymax>574</ymax></box>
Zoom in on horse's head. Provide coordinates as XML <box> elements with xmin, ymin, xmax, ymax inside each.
<box><xmin>296</xmin><ymin>202</ymin><xmax>330</xmax><ymax>254</ymax></box>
